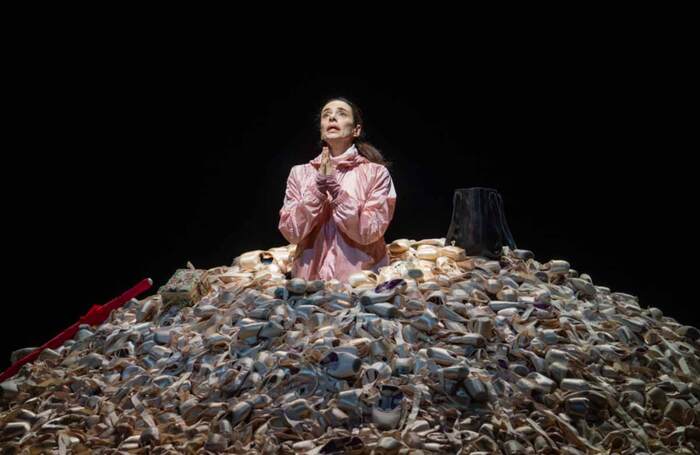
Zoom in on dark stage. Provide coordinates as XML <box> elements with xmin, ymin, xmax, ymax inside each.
<box><xmin>2</xmin><ymin>56</ymin><xmax>693</xmax><ymax>369</ymax></box>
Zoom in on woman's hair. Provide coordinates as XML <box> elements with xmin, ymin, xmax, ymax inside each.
<box><xmin>316</xmin><ymin>97</ymin><xmax>392</xmax><ymax>168</ymax></box>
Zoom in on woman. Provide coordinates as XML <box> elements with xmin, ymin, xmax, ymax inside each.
<box><xmin>278</xmin><ymin>97</ymin><xmax>397</xmax><ymax>283</ymax></box>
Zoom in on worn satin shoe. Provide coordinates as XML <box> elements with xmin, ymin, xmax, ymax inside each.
<box><xmin>372</xmin><ymin>384</ymin><xmax>404</xmax><ymax>430</ymax></box>
<box><xmin>320</xmin><ymin>351</ymin><xmax>361</xmax><ymax>379</ymax></box>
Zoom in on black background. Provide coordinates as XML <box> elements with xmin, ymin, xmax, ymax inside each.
<box><xmin>2</xmin><ymin>43</ymin><xmax>694</xmax><ymax>370</ymax></box>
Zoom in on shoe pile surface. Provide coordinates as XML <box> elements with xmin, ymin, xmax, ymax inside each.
<box><xmin>1</xmin><ymin>238</ymin><xmax>699</xmax><ymax>454</ymax></box>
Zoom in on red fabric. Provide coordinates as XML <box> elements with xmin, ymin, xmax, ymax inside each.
<box><xmin>0</xmin><ymin>278</ymin><xmax>153</xmax><ymax>383</ymax></box>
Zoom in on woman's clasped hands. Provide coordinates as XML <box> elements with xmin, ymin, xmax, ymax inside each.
<box><xmin>316</xmin><ymin>146</ymin><xmax>341</xmax><ymax>198</ymax></box>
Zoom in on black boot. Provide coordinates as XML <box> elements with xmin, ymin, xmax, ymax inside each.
<box><xmin>445</xmin><ymin>187</ymin><xmax>517</xmax><ymax>259</ymax></box>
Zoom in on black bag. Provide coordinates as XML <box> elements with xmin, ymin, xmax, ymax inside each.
<box><xmin>445</xmin><ymin>187</ymin><xmax>517</xmax><ymax>259</ymax></box>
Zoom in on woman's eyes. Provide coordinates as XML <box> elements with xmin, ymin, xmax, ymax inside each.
<box><xmin>322</xmin><ymin>111</ymin><xmax>348</xmax><ymax>118</ymax></box>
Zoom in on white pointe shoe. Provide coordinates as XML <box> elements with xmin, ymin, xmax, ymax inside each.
<box><xmin>362</xmin><ymin>361</ymin><xmax>392</xmax><ymax>385</ymax></box>
<box><xmin>372</xmin><ymin>385</ymin><xmax>404</xmax><ymax>430</ymax></box>
<box><xmin>321</xmin><ymin>351</ymin><xmax>361</xmax><ymax>379</ymax></box>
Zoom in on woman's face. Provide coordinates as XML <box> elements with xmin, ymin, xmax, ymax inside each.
<box><xmin>320</xmin><ymin>100</ymin><xmax>361</xmax><ymax>143</ymax></box>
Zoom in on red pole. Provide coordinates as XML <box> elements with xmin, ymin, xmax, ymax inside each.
<box><xmin>0</xmin><ymin>278</ymin><xmax>153</xmax><ymax>383</ymax></box>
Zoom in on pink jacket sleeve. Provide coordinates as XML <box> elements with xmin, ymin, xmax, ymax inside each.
<box><xmin>278</xmin><ymin>166</ymin><xmax>328</xmax><ymax>244</ymax></box>
<box><xmin>331</xmin><ymin>165</ymin><xmax>397</xmax><ymax>245</ymax></box>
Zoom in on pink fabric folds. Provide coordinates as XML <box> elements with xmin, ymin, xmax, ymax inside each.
<box><xmin>278</xmin><ymin>144</ymin><xmax>397</xmax><ymax>283</ymax></box>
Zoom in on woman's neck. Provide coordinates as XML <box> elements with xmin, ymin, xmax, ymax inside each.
<box><xmin>328</xmin><ymin>141</ymin><xmax>354</xmax><ymax>157</ymax></box>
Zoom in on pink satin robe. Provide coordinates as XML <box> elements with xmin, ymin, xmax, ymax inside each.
<box><xmin>278</xmin><ymin>144</ymin><xmax>397</xmax><ymax>283</ymax></box>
